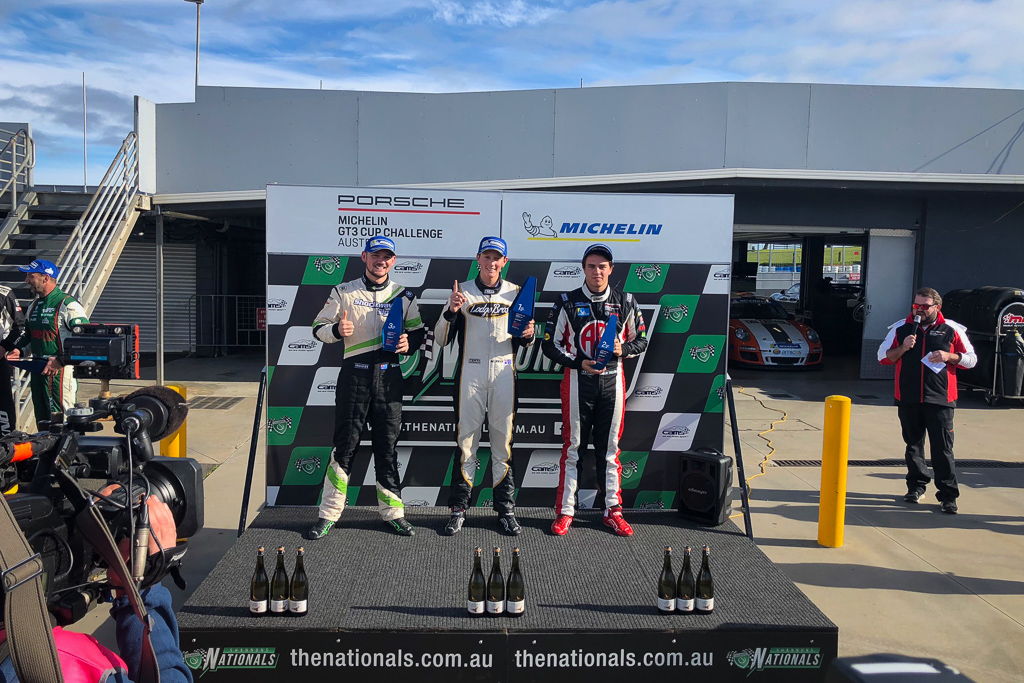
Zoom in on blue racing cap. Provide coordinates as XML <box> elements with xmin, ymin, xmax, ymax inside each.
<box><xmin>583</xmin><ymin>243</ymin><xmax>613</xmax><ymax>262</ymax></box>
<box><xmin>364</xmin><ymin>236</ymin><xmax>397</xmax><ymax>253</ymax></box>
<box><xmin>477</xmin><ymin>236</ymin><xmax>508</xmax><ymax>257</ymax></box>
<box><xmin>18</xmin><ymin>259</ymin><xmax>60</xmax><ymax>277</ymax></box>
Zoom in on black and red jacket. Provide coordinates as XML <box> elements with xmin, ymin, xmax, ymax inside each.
<box><xmin>877</xmin><ymin>311</ymin><xmax>977</xmax><ymax>406</ymax></box>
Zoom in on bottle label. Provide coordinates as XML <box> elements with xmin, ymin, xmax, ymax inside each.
<box><xmin>675</xmin><ymin>597</ymin><xmax>695</xmax><ymax>612</ymax></box>
<box><xmin>696</xmin><ymin>597</ymin><xmax>714</xmax><ymax>611</ymax></box>
<box><xmin>657</xmin><ymin>597</ymin><xmax>675</xmax><ymax>612</ymax></box>
<box><xmin>289</xmin><ymin>600</ymin><xmax>307</xmax><ymax>613</ymax></box>
<box><xmin>270</xmin><ymin>599</ymin><xmax>288</xmax><ymax>613</ymax></box>
<box><xmin>467</xmin><ymin>600</ymin><xmax>485</xmax><ymax>614</ymax></box>
<box><xmin>507</xmin><ymin>599</ymin><xmax>525</xmax><ymax>614</ymax></box>
<box><xmin>486</xmin><ymin>600</ymin><xmax>505</xmax><ymax>614</ymax></box>
<box><xmin>249</xmin><ymin>600</ymin><xmax>267</xmax><ymax>613</ymax></box>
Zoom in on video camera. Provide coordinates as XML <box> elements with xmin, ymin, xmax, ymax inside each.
<box><xmin>61</xmin><ymin>322</ymin><xmax>141</xmax><ymax>380</ymax></box>
<box><xmin>1</xmin><ymin>384</ymin><xmax>203</xmax><ymax>626</ymax></box>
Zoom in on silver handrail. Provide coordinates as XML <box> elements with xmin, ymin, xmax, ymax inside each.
<box><xmin>0</xmin><ymin>128</ymin><xmax>34</xmax><ymax>210</ymax></box>
<box><xmin>55</xmin><ymin>131</ymin><xmax>139</xmax><ymax>311</ymax></box>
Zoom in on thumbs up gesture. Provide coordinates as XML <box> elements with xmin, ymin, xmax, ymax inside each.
<box><xmin>449</xmin><ymin>280</ymin><xmax>466</xmax><ymax>313</ymax></box>
<box><xmin>338</xmin><ymin>309</ymin><xmax>354</xmax><ymax>337</ymax></box>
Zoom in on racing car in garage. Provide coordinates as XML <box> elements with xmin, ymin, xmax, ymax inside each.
<box><xmin>728</xmin><ymin>294</ymin><xmax>823</xmax><ymax>368</ymax></box>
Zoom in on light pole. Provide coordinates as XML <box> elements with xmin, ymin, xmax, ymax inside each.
<box><xmin>184</xmin><ymin>0</ymin><xmax>204</xmax><ymax>95</ymax></box>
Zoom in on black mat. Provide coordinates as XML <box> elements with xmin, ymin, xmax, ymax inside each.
<box><xmin>179</xmin><ymin>506</ymin><xmax>834</xmax><ymax>634</ymax></box>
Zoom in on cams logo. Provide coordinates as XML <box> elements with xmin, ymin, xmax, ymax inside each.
<box><xmin>313</xmin><ymin>256</ymin><xmax>343</xmax><ymax>274</ymax></box>
<box><xmin>394</xmin><ymin>261</ymin><xmax>423</xmax><ymax>273</ymax></box>
<box><xmin>553</xmin><ymin>265</ymin><xmax>582</xmax><ymax>278</ymax></box>
<box><xmin>663</xmin><ymin>304</ymin><xmax>689</xmax><ymax>323</ymax></box>
<box><xmin>690</xmin><ymin>344</ymin><xmax>716</xmax><ymax>363</ymax></box>
<box><xmin>661</xmin><ymin>425</ymin><xmax>690</xmax><ymax>438</ymax></box>
<box><xmin>294</xmin><ymin>457</ymin><xmax>322</xmax><ymax>476</ymax></box>
<box><xmin>467</xmin><ymin>302</ymin><xmax>510</xmax><ymax>317</ymax></box>
<box><xmin>317</xmin><ymin>379</ymin><xmax>337</xmax><ymax>393</ymax></box>
<box><xmin>523</xmin><ymin>212</ymin><xmax>556</xmax><ymax>237</ymax></box>
<box><xmin>727</xmin><ymin>647</ymin><xmax>823</xmax><ymax>675</ymax></box>
<box><xmin>633</xmin><ymin>385</ymin><xmax>663</xmax><ymax>398</ymax></box>
<box><xmin>405</xmin><ymin>499</ymin><xmax>431</xmax><ymax>507</ymax></box>
<box><xmin>634</xmin><ymin>264</ymin><xmax>662</xmax><ymax>283</ymax></box>
<box><xmin>714</xmin><ymin>267</ymin><xmax>730</xmax><ymax>280</ymax></box>
<box><xmin>531</xmin><ymin>461</ymin><xmax>559</xmax><ymax>473</ymax></box>
<box><xmin>267</xmin><ymin>417</ymin><xmax>294</xmax><ymax>435</ymax></box>
<box><xmin>183</xmin><ymin>647</ymin><xmax>279</xmax><ymax>676</ymax></box>
<box><xmin>266</xmin><ymin>298</ymin><xmax>288</xmax><ymax>310</ymax></box>
<box><xmin>288</xmin><ymin>338</ymin><xmax>318</xmax><ymax>350</ymax></box>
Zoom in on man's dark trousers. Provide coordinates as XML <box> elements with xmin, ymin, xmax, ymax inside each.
<box><xmin>898</xmin><ymin>402</ymin><xmax>958</xmax><ymax>501</ymax></box>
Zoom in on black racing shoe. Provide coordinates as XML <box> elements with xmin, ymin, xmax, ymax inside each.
<box><xmin>498</xmin><ymin>513</ymin><xmax>522</xmax><ymax>536</ymax></box>
<box><xmin>304</xmin><ymin>518</ymin><xmax>335</xmax><ymax>540</ymax></box>
<box><xmin>940</xmin><ymin>500</ymin><xmax>958</xmax><ymax>514</ymax></box>
<box><xmin>903</xmin><ymin>489</ymin><xmax>926</xmax><ymax>504</ymax></box>
<box><xmin>442</xmin><ymin>508</ymin><xmax>466</xmax><ymax>536</ymax></box>
<box><xmin>387</xmin><ymin>518</ymin><xmax>416</xmax><ymax>536</ymax></box>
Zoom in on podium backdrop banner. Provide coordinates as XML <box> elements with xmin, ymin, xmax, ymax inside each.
<box><xmin>265</xmin><ymin>185</ymin><xmax>734</xmax><ymax>509</ymax></box>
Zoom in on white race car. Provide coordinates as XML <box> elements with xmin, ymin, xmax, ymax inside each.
<box><xmin>728</xmin><ymin>295</ymin><xmax>823</xmax><ymax>368</ymax></box>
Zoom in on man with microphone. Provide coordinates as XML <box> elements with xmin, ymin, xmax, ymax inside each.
<box><xmin>305</xmin><ymin>236</ymin><xmax>426</xmax><ymax>539</ymax></box>
<box><xmin>878</xmin><ymin>287</ymin><xmax>976</xmax><ymax>514</ymax></box>
<box><xmin>435</xmin><ymin>236</ymin><xmax>534</xmax><ymax>536</ymax></box>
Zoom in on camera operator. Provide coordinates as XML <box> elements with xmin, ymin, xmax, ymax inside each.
<box><xmin>6</xmin><ymin>259</ymin><xmax>89</xmax><ymax>426</ymax></box>
<box><xmin>0</xmin><ymin>285</ymin><xmax>23</xmax><ymax>437</ymax></box>
<box><xmin>0</xmin><ymin>491</ymin><xmax>192</xmax><ymax>683</ymax></box>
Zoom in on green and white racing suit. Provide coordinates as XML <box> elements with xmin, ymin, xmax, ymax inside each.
<box><xmin>22</xmin><ymin>286</ymin><xmax>89</xmax><ymax>423</ymax></box>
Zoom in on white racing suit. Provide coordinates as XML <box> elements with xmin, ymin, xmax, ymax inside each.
<box><xmin>541</xmin><ymin>286</ymin><xmax>647</xmax><ymax>516</ymax></box>
<box><xmin>312</xmin><ymin>275</ymin><xmax>424</xmax><ymax>522</ymax></box>
<box><xmin>434</xmin><ymin>277</ymin><xmax>532</xmax><ymax>514</ymax></box>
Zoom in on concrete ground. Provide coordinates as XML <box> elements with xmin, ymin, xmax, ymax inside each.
<box><xmin>68</xmin><ymin>351</ymin><xmax>1023</xmax><ymax>682</ymax></box>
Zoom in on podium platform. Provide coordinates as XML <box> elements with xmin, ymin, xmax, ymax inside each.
<box><xmin>178</xmin><ymin>507</ymin><xmax>837</xmax><ymax>682</ymax></box>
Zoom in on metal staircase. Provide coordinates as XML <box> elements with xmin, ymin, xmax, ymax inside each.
<box><xmin>0</xmin><ymin>130</ymin><xmax>147</xmax><ymax>424</ymax></box>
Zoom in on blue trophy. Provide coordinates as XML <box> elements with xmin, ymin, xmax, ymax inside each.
<box><xmin>381</xmin><ymin>299</ymin><xmax>405</xmax><ymax>352</ymax></box>
<box><xmin>7</xmin><ymin>357</ymin><xmax>50</xmax><ymax>374</ymax></box>
<box><xmin>590</xmin><ymin>314</ymin><xmax>619</xmax><ymax>371</ymax></box>
<box><xmin>507</xmin><ymin>276</ymin><xmax>537</xmax><ymax>336</ymax></box>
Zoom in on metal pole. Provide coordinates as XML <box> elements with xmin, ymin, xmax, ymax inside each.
<box><xmin>194</xmin><ymin>0</ymin><xmax>202</xmax><ymax>94</ymax></box>
<box><xmin>818</xmin><ymin>395</ymin><xmax>851</xmax><ymax>548</ymax></box>
<box><xmin>156</xmin><ymin>209</ymin><xmax>165</xmax><ymax>386</ymax></box>
<box><xmin>82</xmin><ymin>72</ymin><xmax>88</xmax><ymax>192</ymax></box>
<box><xmin>725</xmin><ymin>378</ymin><xmax>754</xmax><ymax>540</ymax></box>
<box><xmin>238</xmin><ymin>368</ymin><xmax>268</xmax><ymax>537</ymax></box>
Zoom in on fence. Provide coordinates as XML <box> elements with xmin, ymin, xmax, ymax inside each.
<box><xmin>188</xmin><ymin>294</ymin><xmax>266</xmax><ymax>354</ymax></box>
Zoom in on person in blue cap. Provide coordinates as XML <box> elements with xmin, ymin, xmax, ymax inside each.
<box><xmin>7</xmin><ymin>259</ymin><xmax>89</xmax><ymax>425</ymax></box>
<box><xmin>306</xmin><ymin>236</ymin><xmax>426</xmax><ymax>539</ymax></box>
<box><xmin>434</xmin><ymin>236</ymin><xmax>535</xmax><ymax>536</ymax></box>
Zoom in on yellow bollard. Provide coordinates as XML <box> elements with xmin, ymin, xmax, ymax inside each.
<box><xmin>817</xmin><ymin>395</ymin><xmax>851</xmax><ymax>548</ymax></box>
<box><xmin>160</xmin><ymin>384</ymin><xmax>188</xmax><ymax>458</ymax></box>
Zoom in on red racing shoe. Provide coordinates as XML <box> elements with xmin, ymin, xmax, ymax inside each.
<box><xmin>551</xmin><ymin>515</ymin><xmax>574</xmax><ymax>536</ymax></box>
<box><xmin>602</xmin><ymin>510</ymin><xmax>634</xmax><ymax>537</ymax></box>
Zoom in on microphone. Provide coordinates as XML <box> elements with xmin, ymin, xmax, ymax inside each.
<box><xmin>912</xmin><ymin>315</ymin><xmax>922</xmax><ymax>346</ymax></box>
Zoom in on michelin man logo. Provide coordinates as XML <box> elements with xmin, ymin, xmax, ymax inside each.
<box><xmin>523</xmin><ymin>212</ymin><xmax>556</xmax><ymax>237</ymax></box>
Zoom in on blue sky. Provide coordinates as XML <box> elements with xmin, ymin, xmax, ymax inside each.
<box><xmin>2</xmin><ymin>0</ymin><xmax>1022</xmax><ymax>184</ymax></box>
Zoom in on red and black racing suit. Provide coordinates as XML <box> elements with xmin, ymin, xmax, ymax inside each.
<box><xmin>541</xmin><ymin>286</ymin><xmax>647</xmax><ymax>516</ymax></box>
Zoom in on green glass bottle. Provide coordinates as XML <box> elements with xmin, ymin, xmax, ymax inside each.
<box><xmin>657</xmin><ymin>546</ymin><xmax>676</xmax><ymax>614</ymax></box>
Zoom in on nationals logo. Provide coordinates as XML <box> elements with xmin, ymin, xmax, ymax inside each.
<box><xmin>313</xmin><ymin>256</ymin><xmax>342</xmax><ymax>274</ymax></box>
<box><xmin>267</xmin><ymin>417</ymin><xmax>294</xmax><ymax>435</ymax></box>
<box><xmin>690</xmin><ymin>344</ymin><xmax>716</xmax><ymax>362</ymax></box>
<box><xmin>663</xmin><ymin>304</ymin><xmax>689</xmax><ymax>322</ymax></box>
<box><xmin>293</xmin><ymin>457</ymin><xmax>321</xmax><ymax>475</ymax></box>
<box><xmin>634</xmin><ymin>264</ymin><xmax>662</xmax><ymax>283</ymax></box>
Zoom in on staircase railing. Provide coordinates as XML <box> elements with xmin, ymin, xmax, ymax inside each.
<box><xmin>56</xmin><ymin>131</ymin><xmax>140</xmax><ymax>312</ymax></box>
<box><xmin>0</xmin><ymin>128</ymin><xmax>34</xmax><ymax>211</ymax></box>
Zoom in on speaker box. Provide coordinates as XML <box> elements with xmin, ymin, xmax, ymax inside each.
<box><xmin>676</xmin><ymin>448</ymin><xmax>732</xmax><ymax>526</ymax></box>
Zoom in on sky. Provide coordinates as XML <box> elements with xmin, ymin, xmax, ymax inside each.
<box><xmin>2</xmin><ymin>0</ymin><xmax>1023</xmax><ymax>185</ymax></box>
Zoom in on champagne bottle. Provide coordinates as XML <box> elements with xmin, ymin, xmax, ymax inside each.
<box><xmin>657</xmin><ymin>546</ymin><xmax>676</xmax><ymax>614</ymax></box>
<box><xmin>467</xmin><ymin>547</ymin><xmax>486</xmax><ymax>616</ymax></box>
<box><xmin>289</xmin><ymin>546</ymin><xmax>308</xmax><ymax>617</ymax></box>
<box><xmin>675</xmin><ymin>546</ymin><xmax>695</xmax><ymax>613</ymax></box>
<box><xmin>270</xmin><ymin>546</ymin><xmax>289</xmax><ymax>615</ymax></box>
<box><xmin>506</xmin><ymin>547</ymin><xmax>525</xmax><ymax>617</ymax></box>
<box><xmin>486</xmin><ymin>546</ymin><xmax>505</xmax><ymax>616</ymax></box>
<box><xmin>249</xmin><ymin>546</ymin><xmax>269</xmax><ymax>617</ymax></box>
<box><xmin>696</xmin><ymin>544</ymin><xmax>714</xmax><ymax>613</ymax></box>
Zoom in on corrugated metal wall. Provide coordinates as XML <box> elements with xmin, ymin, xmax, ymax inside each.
<box><xmin>92</xmin><ymin>241</ymin><xmax>196</xmax><ymax>352</ymax></box>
